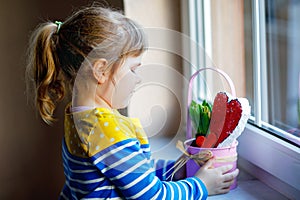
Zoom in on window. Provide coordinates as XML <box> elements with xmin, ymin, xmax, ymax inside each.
<box><xmin>181</xmin><ymin>0</ymin><xmax>300</xmax><ymax>198</ymax></box>
<box><xmin>245</xmin><ymin>0</ymin><xmax>300</xmax><ymax>146</ymax></box>
<box><xmin>186</xmin><ymin>0</ymin><xmax>300</xmax><ymax>146</ymax></box>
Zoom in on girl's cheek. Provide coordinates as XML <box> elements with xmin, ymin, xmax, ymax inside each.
<box><xmin>111</xmin><ymin>73</ymin><xmax>136</xmax><ymax>108</ymax></box>
<box><xmin>115</xmin><ymin>72</ymin><xmax>135</xmax><ymax>93</ymax></box>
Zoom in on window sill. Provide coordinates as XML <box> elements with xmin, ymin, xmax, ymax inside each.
<box><xmin>149</xmin><ymin>124</ymin><xmax>299</xmax><ymax>199</ymax></box>
<box><xmin>207</xmin><ymin>167</ymin><xmax>288</xmax><ymax>200</ymax></box>
<box><xmin>238</xmin><ymin>124</ymin><xmax>300</xmax><ymax>199</ymax></box>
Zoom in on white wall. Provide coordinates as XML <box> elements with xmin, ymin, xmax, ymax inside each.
<box><xmin>124</xmin><ymin>0</ymin><xmax>185</xmax><ymax>139</ymax></box>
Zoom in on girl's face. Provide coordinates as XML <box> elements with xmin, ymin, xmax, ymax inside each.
<box><xmin>109</xmin><ymin>55</ymin><xmax>143</xmax><ymax>109</ymax></box>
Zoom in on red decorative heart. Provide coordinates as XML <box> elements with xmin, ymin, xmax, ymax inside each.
<box><xmin>202</xmin><ymin>92</ymin><xmax>242</xmax><ymax>148</ymax></box>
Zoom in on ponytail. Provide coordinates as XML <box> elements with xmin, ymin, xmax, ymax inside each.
<box><xmin>26</xmin><ymin>22</ymin><xmax>65</xmax><ymax>125</ymax></box>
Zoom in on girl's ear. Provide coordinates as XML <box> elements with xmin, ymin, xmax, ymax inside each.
<box><xmin>93</xmin><ymin>59</ymin><xmax>108</xmax><ymax>84</ymax></box>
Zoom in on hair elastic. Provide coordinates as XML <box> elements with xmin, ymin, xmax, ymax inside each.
<box><xmin>54</xmin><ymin>21</ymin><xmax>63</xmax><ymax>34</ymax></box>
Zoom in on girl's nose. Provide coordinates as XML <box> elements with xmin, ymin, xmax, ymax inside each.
<box><xmin>135</xmin><ymin>74</ymin><xmax>142</xmax><ymax>84</ymax></box>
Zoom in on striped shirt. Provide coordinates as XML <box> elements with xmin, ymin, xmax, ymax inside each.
<box><xmin>59</xmin><ymin>105</ymin><xmax>208</xmax><ymax>199</ymax></box>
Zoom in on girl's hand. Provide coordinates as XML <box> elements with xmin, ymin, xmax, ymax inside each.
<box><xmin>195</xmin><ymin>158</ymin><xmax>239</xmax><ymax>195</ymax></box>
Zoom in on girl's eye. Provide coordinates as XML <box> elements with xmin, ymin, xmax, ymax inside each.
<box><xmin>131</xmin><ymin>69</ymin><xmax>136</xmax><ymax>74</ymax></box>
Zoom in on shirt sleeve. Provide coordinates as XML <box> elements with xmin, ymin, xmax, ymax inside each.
<box><xmin>90</xmin><ymin>138</ymin><xmax>208</xmax><ymax>200</ymax></box>
<box><xmin>153</xmin><ymin>159</ymin><xmax>176</xmax><ymax>181</ymax></box>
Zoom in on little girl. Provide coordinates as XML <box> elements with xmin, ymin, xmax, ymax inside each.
<box><xmin>26</xmin><ymin>5</ymin><xmax>238</xmax><ymax>199</ymax></box>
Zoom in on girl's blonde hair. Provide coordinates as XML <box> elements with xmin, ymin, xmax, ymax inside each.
<box><xmin>26</xmin><ymin>6</ymin><xmax>147</xmax><ymax>125</ymax></box>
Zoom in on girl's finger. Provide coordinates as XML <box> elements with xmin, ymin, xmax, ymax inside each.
<box><xmin>223</xmin><ymin>169</ymin><xmax>239</xmax><ymax>182</ymax></box>
<box><xmin>218</xmin><ymin>187</ymin><xmax>231</xmax><ymax>194</ymax></box>
<box><xmin>221</xmin><ymin>179</ymin><xmax>234</xmax><ymax>188</ymax></box>
<box><xmin>201</xmin><ymin>158</ymin><xmax>215</xmax><ymax>169</ymax></box>
<box><xmin>216</xmin><ymin>164</ymin><xmax>233</xmax><ymax>174</ymax></box>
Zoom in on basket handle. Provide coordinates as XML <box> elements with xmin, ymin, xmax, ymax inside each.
<box><xmin>186</xmin><ymin>67</ymin><xmax>236</xmax><ymax>140</ymax></box>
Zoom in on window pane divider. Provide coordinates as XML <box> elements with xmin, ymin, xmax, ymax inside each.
<box><xmin>252</xmin><ymin>0</ymin><xmax>268</xmax><ymax>126</ymax></box>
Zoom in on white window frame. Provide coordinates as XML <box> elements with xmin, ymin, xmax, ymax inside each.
<box><xmin>181</xmin><ymin>0</ymin><xmax>300</xmax><ymax>199</ymax></box>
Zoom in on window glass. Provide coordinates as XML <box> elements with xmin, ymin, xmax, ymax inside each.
<box><xmin>190</xmin><ymin>0</ymin><xmax>300</xmax><ymax>146</ymax></box>
<box><xmin>244</xmin><ymin>0</ymin><xmax>300</xmax><ymax>145</ymax></box>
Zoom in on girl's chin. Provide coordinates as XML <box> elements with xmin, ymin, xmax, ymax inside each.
<box><xmin>111</xmin><ymin>94</ymin><xmax>133</xmax><ymax>110</ymax></box>
<box><xmin>112</xmin><ymin>100</ymin><xmax>130</xmax><ymax>110</ymax></box>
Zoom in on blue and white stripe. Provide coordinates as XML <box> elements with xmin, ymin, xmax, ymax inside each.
<box><xmin>60</xmin><ymin>138</ymin><xmax>208</xmax><ymax>199</ymax></box>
